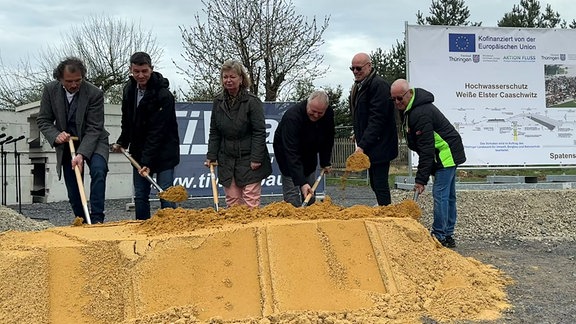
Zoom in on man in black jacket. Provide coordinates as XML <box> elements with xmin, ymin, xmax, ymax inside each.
<box><xmin>349</xmin><ymin>52</ymin><xmax>398</xmax><ymax>206</ymax></box>
<box><xmin>112</xmin><ymin>52</ymin><xmax>180</xmax><ymax>220</ymax></box>
<box><xmin>391</xmin><ymin>78</ymin><xmax>466</xmax><ymax>248</ymax></box>
<box><xmin>273</xmin><ymin>90</ymin><xmax>334</xmax><ymax>207</ymax></box>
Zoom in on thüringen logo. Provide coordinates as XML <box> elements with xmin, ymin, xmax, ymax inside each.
<box><xmin>449</xmin><ymin>33</ymin><xmax>476</xmax><ymax>52</ymax></box>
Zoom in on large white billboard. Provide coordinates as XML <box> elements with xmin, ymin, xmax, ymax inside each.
<box><xmin>407</xmin><ymin>25</ymin><xmax>576</xmax><ymax>166</ymax></box>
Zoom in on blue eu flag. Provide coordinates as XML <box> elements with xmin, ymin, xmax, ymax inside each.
<box><xmin>449</xmin><ymin>33</ymin><xmax>475</xmax><ymax>52</ymax></box>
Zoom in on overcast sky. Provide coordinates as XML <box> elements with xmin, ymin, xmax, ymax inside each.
<box><xmin>0</xmin><ymin>0</ymin><xmax>574</xmax><ymax>93</ymax></box>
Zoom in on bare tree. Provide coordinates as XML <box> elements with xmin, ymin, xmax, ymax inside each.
<box><xmin>42</xmin><ymin>14</ymin><xmax>163</xmax><ymax>103</ymax></box>
<box><xmin>0</xmin><ymin>14</ymin><xmax>162</xmax><ymax>109</ymax></box>
<box><xmin>0</xmin><ymin>56</ymin><xmax>48</xmax><ymax>109</ymax></box>
<box><xmin>177</xmin><ymin>0</ymin><xmax>329</xmax><ymax>101</ymax></box>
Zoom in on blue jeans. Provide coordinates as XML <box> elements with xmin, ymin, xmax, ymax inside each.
<box><xmin>431</xmin><ymin>166</ymin><xmax>458</xmax><ymax>241</ymax></box>
<box><xmin>281</xmin><ymin>173</ymin><xmax>316</xmax><ymax>207</ymax></box>
<box><xmin>62</xmin><ymin>152</ymin><xmax>108</xmax><ymax>223</ymax></box>
<box><xmin>133</xmin><ymin>168</ymin><xmax>176</xmax><ymax>220</ymax></box>
<box><xmin>368</xmin><ymin>161</ymin><xmax>391</xmax><ymax>206</ymax></box>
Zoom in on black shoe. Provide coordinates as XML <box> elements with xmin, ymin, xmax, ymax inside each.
<box><xmin>443</xmin><ymin>236</ymin><xmax>456</xmax><ymax>248</ymax></box>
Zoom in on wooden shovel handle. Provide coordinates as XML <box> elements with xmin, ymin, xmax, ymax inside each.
<box><xmin>209</xmin><ymin>163</ymin><xmax>219</xmax><ymax>211</ymax></box>
<box><xmin>301</xmin><ymin>169</ymin><xmax>325</xmax><ymax>207</ymax></box>
<box><xmin>68</xmin><ymin>137</ymin><xmax>91</xmax><ymax>224</ymax></box>
<box><xmin>119</xmin><ymin>147</ymin><xmax>143</xmax><ymax>170</ymax></box>
<box><xmin>119</xmin><ymin>147</ymin><xmax>163</xmax><ymax>192</ymax></box>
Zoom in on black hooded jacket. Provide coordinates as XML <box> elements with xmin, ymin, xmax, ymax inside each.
<box><xmin>400</xmin><ymin>88</ymin><xmax>466</xmax><ymax>185</ymax></box>
<box><xmin>116</xmin><ymin>71</ymin><xmax>180</xmax><ymax>172</ymax></box>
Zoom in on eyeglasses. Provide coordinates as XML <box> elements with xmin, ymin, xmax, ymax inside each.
<box><xmin>390</xmin><ymin>90</ymin><xmax>410</xmax><ymax>102</ymax></box>
<box><xmin>349</xmin><ymin>62</ymin><xmax>370</xmax><ymax>72</ymax></box>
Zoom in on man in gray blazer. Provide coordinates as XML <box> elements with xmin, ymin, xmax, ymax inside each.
<box><xmin>37</xmin><ymin>57</ymin><xmax>109</xmax><ymax>224</ymax></box>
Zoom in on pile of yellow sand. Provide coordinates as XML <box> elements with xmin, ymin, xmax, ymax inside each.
<box><xmin>158</xmin><ymin>185</ymin><xmax>189</xmax><ymax>203</ymax></box>
<box><xmin>0</xmin><ymin>198</ymin><xmax>511</xmax><ymax>323</ymax></box>
<box><xmin>345</xmin><ymin>151</ymin><xmax>371</xmax><ymax>172</ymax></box>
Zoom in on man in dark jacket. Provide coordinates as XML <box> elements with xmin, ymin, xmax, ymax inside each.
<box><xmin>349</xmin><ymin>53</ymin><xmax>398</xmax><ymax>206</ymax></box>
<box><xmin>391</xmin><ymin>78</ymin><xmax>466</xmax><ymax>248</ymax></box>
<box><xmin>112</xmin><ymin>52</ymin><xmax>180</xmax><ymax>220</ymax></box>
<box><xmin>37</xmin><ymin>57</ymin><xmax>109</xmax><ymax>224</ymax></box>
<box><xmin>274</xmin><ymin>90</ymin><xmax>334</xmax><ymax>207</ymax></box>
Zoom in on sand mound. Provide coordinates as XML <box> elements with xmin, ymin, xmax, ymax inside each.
<box><xmin>158</xmin><ymin>185</ymin><xmax>189</xmax><ymax>203</ymax></box>
<box><xmin>345</xmin><ymin>152</ymin><xmax>371</xmax><ymax>172</ymax></box>
<box><xmin>0</xmin><ymin>198</ymin><xmax>511</xmax><ymax>323</ymax></box>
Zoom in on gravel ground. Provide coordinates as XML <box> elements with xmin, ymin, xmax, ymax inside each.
<box><xmin>2</xmin><ymin>185</ymin><xmax>575</xmax><ymax>323</ymax></box>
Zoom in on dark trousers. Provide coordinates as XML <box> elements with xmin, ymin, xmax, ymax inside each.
<box><xmin>368</xmin><ymin>161</ymin><xmax>391</xmax><ymax>206</ymax></box>
<box><xmin>62</xmin><ymin>150</ymin><xmax>108</xmax><ymax>223</ymax></box>
<box><xmin>281</xmin><ymin>173</ymin><xmax>316</xmax><ymax>207</ymax></box>
<box><xmin>133</xmin><ymin>168</ymin><xmax>176</xmax><ymax>220</ymax></box>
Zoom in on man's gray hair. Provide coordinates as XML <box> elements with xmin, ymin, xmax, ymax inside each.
<box><xmin>307</xmin><ymin>89</ymin><xmax>329</xmax><ymax>107</ymax></box>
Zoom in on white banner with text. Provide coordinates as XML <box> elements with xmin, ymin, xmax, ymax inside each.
<box><xmin>407</xmin><ymin>25</ymin><xmax>576</xmax><ymax>166</ymax></box>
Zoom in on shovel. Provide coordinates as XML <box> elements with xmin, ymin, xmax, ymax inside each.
<box><xmin>69</xmin><ymin>137</ymin><xmax>92</xmax><ymax>224</ymax></box>
<box><xmin>301</xmin><ymin>169</ymin><xmax>325</xmax><ymax>207</ymax></box>
<box><xmin>120</xmin><ymin>147</ymin><xmax>164</xmax><ymax>192</ymax></box>
<box><xmin>209</xmin><ymin>163</ymin><xmax>219</xmax><ymax>211</ymax></box>
<box><xmin>119</xmin><ymin>147</ymin><xmax>187</xmax><ymax>203</ymax></box>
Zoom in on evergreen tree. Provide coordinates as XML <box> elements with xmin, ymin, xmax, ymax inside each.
<box><xmin>374</xmin><ymin>0</ymin><xmax>480</xmax><ymax>86</ymax></box>
<box><xmin>287</xmin><ymin>79</ymin><xmax>315</xmax><ymax>102</ymax></box>
<box><xmin>416</xmin><ymin>0</ymin><xmax>481</xmax><ymax>26</ymax></box>
<box><xmin>368</xmin><ymin>0</ymin><xmax>479</xmax><ymax>151</ymax></box>
<box><xmin>497</xmin><ymin>0</ymin><xmax>567</xmax><ymax>28</ymax></box>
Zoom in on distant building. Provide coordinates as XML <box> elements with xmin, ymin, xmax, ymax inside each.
<box><xmin>0</xmin><ymin>101</ymin><xmax>133</xmax><ymax>205</ymax></box>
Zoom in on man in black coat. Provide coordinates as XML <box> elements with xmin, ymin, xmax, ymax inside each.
<box><xmin>349</xmin><ymin>52</ymin><xmax>398</xmax><ymax>206</ymax></box>
<box><xmin>273</xmin><ymin>90</ymin><xmax>334</xmax><ymax>207</ymax></box>
<box><xmin>112</xmin><ymin>52</ymin><xmax>180</xmax><ymax>220</ymax></box>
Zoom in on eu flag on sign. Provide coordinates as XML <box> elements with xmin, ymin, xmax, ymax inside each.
<box><xmin>449</xmin><ymin>33</ymin><xmax>475</xmax><ymax>52</ymax></box>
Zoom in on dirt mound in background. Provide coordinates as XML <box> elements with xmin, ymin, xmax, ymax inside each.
<box><xmin>0</xmin><ymin>198</ymin><xmax>511</xmax><ymax>323</ymax></box>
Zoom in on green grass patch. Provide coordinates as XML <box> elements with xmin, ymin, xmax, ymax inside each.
<box><xmin>326</xmin><ymin>176</ymin><xmax>369</xmax><ymax>187</ymax></box>
<box><xmin>550</xmin><ymin>101</ymin><xmax>576</xmax><ymax>108</ymax></box>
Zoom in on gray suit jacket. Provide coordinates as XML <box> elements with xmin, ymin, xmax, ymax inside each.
<box><xmin>37</xmin><ymin>80</ymin><xmax>110</xmax><ymax>178</ymax></box>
